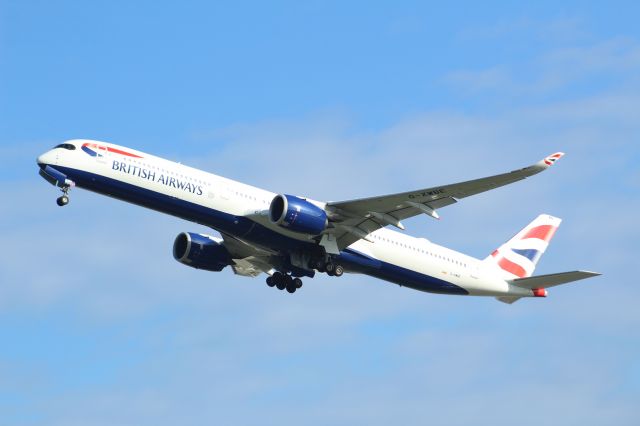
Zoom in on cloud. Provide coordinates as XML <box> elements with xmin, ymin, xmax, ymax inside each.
<box><xmin>458</xmin><ymin>16</ymin><xmax>589</xmax><ymax>45</ymax></box>
<box><xmin>445</xmin><ymin>36</ymin><xmax>640</xmax><ymax>98</ymax></box>
<box><xmin>3</xmin><ymin>22</ymin><xmax>640</xmax><ymax>426</ymax></box>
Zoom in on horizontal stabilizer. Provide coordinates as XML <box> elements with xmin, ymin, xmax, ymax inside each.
<box><xmin>509</xmin><ymin>270</ymin><xmax>601</xmax><ymax>290</ymax></box>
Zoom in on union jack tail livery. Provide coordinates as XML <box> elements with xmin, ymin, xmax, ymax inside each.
<box><xmin>543</xmin><ymin>152</ymin><xmax>564</xmax><ymax>167</ymax></box>
<box><xmin>484</xmin><ymin>214</ymin><xmax>561</xmax><ymax>279</ymax></box>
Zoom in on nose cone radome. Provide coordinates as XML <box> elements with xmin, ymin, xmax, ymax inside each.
<box><xmin>37</xmin><ymin>151</ymin><xmax>54</xmax><ymax>167</ymax></box>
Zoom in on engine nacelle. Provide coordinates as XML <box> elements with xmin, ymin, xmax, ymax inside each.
<box><xmin>173</xmin><ymin>232</ymin><xmax>233</xmax><ymax>272</ymax></box>
<box><xmin>269</xmin><ymin>194</ymin><xmax>328</xmax><ymax>235</ymax></box>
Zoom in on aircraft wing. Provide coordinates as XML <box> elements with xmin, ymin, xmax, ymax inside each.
<box><xmin>323</xmin><ymin>153</ymin><xmax>565</xmax><ymax>251</ymax></box>
<box><xmin>220</xmin><ymin>233</ymin><xmax>277</xmax><ymax>277</ymax></box>
<box><xmin>231</xmin><ymin>256</ymin><xmax>274</xmax><ymax>277</ymax></box>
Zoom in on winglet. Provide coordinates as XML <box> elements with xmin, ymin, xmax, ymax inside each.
<box><xmin>540</xmin><ymin>152</ymin><xmax>565</xmax><ymax>168</ymax></box>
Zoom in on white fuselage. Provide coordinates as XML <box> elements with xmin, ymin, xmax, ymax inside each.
<box><xmin>37</xmin><ymin>140</ymin><xmax>534</xmax><ymax>298</ymax></box>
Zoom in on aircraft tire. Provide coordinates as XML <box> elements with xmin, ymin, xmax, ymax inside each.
<box><xmin>273</xmin><ymin>272</ymin><xmax>286</xmax><ymax>290</ymax></box>
<box><xmin>57</xmin><ymin>195</ymin><xmax>69</xmax><ymax>206</ymax></box>
<box><xmin>334</xmin><ymin>265</ymin><xmax>344</xmax><ymax>277</ymax></box>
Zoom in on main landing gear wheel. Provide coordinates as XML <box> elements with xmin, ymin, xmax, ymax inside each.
<box><xmin>275</xmin><ymin>273</ymin><xmax>287</xmax><ymax>290</ymax></box>
<box><xmin>286</xmin><ymin>277</ymin><xmax>303</xmax><ymax>293</ymax></box>
<box><xmin>325</xmin><ymin>262</ymin><xmax>344</xmax><ymax>277</ymax></box>
<box><xmin>333</xmin><ymin>264</ymin><xmax>344</xmax><ymax>277</ymax></box>
<box><xmin>325</xmin><ymin>262</ymin><xmax>335</xmax><ymax>275</ymax></box>
<box><xmin>293</xmin><ymin>278</ymin><xmax>303</xmax><ymax>289</ymax></box>
<box><xmin>56</xmin><ymin>195</ymin><xmax>69</xmax><ymax>206</ymax></box>
<box><xmin>267</xmin><ymin>272</ymin><xmax>303</xmax><ymax>294</ymax></box>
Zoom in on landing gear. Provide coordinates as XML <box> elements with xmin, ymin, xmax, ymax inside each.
<box><xmin>325</xmin><ymin>262</ymin><xmax>344</xmax><ymax>277</ymax></box>
<box><xmin>266</xmin><ymin>272</ymin><xmax>302</xmax><ymax>294</ymax></box>
<box><xmin>266</xmin><ymin>276</ymin><xmax>275</xmax><ymax>287</ymax></box>
<box><xmin>311</xmin><ymin>259</ymin><xmax>326</xmax><ymax>273</ymax></box>
<box><xmin>56</xmin><ymin>186</ymin><xmax>71</xmax><ymax>207</ymax></box>
<box><xmin>56</xmin><ymin>195</ymin><xmax>69</xmax><ymax>206</ymax></box>
<box><xmin>286</xmin><ymin>278</ymin><xmax>302</xmax><ymax>293</ymax></box>
<box><xmin>332</xmin><ymin>264</ymin><xmax>344</xmax><ymax>277</ymax></box>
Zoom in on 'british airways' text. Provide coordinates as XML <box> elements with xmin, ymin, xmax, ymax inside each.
<box><xmin>112</xmin><ymin>161</ymin><xmax>203</xmax><ymax>195</ymax></box>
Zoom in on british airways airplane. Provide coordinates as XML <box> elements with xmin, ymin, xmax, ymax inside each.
<box><xmin>37</xmin><ymin>140</ymin><xmax>599</xmax><ymax>303</ymax></box>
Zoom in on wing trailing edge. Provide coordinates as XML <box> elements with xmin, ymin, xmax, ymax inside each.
<box><xmin>326</xmin><ymin>152</ymin><xmax>566</xmax><ymax>250</ymax></box>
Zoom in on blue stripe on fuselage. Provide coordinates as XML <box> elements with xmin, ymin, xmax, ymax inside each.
<box><xmin>50</xmin><ymin>165</ymin><xmax>468</xmax><ymax>295</ymax></box>
<box><xmin>52</xmin><ymin>165</ymin><xmax>312</xmax><ymax>253</ymax></box>
<box><xmin>337</xmin><ymin>248</ymin><xmax>468</xmax><ymax>295</ymax></box>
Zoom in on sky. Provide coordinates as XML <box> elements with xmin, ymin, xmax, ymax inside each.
<box><xmin>1</xmin><ymin>1</ymin><xmax>639</xmax><ymax>424</ymax></box>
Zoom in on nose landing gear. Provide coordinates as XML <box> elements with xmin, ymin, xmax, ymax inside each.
<box><xmin>56</xmin><ymin>194</ymin><xmax>69</xmax><ymax>206</ymax></box>
<box><xmin>55</xmin><ymin>185</ymin><xmax>72</xmax><ymax>207</ymax></box>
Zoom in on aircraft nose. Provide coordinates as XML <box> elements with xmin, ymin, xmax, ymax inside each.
<box><xmin>37</xmin><ymin>151</ymin><xmax>54</xmax><ymax>167</ymax></box>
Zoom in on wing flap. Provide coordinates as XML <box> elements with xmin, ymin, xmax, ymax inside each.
<box><xmin>231</xmin><ymin>256</ymin><xmax>273</xmax><ymax>277</ymax></box>
<box><xmin>219</xmin><ymin>233</ymin><xmax>279</xmax><ymax>278</ymax></box>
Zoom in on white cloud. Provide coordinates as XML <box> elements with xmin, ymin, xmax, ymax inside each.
<box><xmin>3</xmin><ymin>22</ymin><xmax>640</xmax><ymax>426</ymax></box>
<box><xmin>458</xmin><ymin>16</ymin><xmax>589</xmax><ymax>45</ymax></box>
<box><xmin>446</xmin><ymin>36</ymin><xmax>640</xmax><ymax>97</ymax></box>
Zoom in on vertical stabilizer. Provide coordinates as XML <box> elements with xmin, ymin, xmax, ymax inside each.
<box><xmin>484</xmin><ymin>214</ymin><xmax>561</xmax><ymax>279</ymax></box>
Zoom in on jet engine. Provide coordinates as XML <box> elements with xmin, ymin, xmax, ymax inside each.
<box><xmin>173</xmin><ymin>232</ymin><xmax>233</xmax><ymax>272</ymax></box>
<box><xmin>269</xmin><ymin>194</ymin><xmax>328</xmax><ymax>235</ymax></box>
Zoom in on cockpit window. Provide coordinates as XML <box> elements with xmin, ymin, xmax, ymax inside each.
<box><xmin>53</xmin><ymin>143</ymin><xmax>76</xmax><ymax>150</ymax></box>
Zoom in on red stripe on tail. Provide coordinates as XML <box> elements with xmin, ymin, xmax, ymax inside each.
<box><xmin>497</xmin><ymin>257</ymin><xmax>527</xmax><ymax>278</ymax></box>
<box><xmin>522</xmin><ymin>225</ymin><xmax>557</xmax><ymax>242</ymax></box>
<box><xmin>107</xmin><ymin>147</ymin><xmax>142</xmax><ymax>158</ymax></box>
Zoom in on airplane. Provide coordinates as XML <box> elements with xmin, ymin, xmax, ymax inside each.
<box><xmin>36</xmin><ymin>140</ymin><xmax>600</xmax><ymax>303</ymax></box>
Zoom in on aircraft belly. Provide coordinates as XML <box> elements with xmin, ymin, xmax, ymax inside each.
<box><xmin>338</xmin><ymin>248</ymin><xmax>468</xmax><ymax>295</ymax></box>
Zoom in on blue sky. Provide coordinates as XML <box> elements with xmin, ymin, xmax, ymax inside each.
<box><xmin>1</xmin><ymin>1</ymin><xmax>639</xmax><ymax>424</ymax></box>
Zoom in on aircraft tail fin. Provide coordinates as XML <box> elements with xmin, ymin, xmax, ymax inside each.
<box><xmin>483</xmin><ymin>214</ymin><xmax>561</xmax><ymax>280</ymax></box>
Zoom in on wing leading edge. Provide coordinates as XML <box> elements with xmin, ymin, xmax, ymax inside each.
<box><xmin>323</xmin><ymin>153</ymin><xmax>565</xmax><ymax>251</ymax></box>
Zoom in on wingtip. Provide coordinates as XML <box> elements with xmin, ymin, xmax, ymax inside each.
<box><xmin>542</xmin><ymin>152</ymin><xmax>565</xmax><ymax>167</ymax></box>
